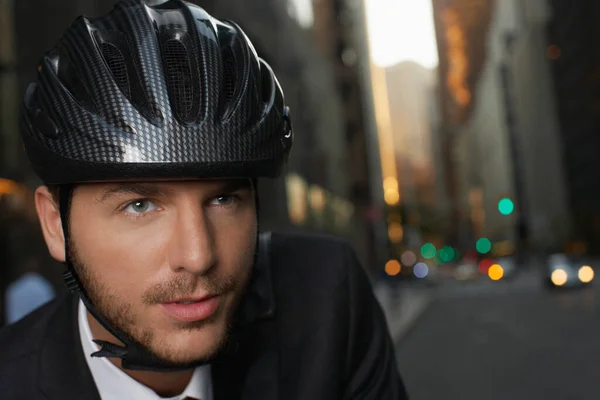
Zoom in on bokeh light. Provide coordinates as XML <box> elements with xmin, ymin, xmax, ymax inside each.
<box><xmin>488</xmin><ymin>264</ymin><xmax>504</xmax><ymax>281</ymax></box>
<box><xmin>421</xmin><ymin>243</ymin><xmax>437</xmax><ymax>259</ymax></box>
<box><xmin>478</xmin><ymin>258</ymin><xmax>494</xmax><ymax>274</ymax></box>
<box><xmin>551</xmin><ymin>269</ymin><xmax>568</xmax><ymax>286</ymax></box>
<box><xmin>452</xmin><ymin>248</ymin><xmax>461</xmax><ymax>262</ymax></box>
<box><xmin>578</xmin><ymin>266</ymin><xmax>594</xmax><ymax>283</ymax></box>
<box><xmin>388</xmin><ymin>222</ymin><xmax>404</xmax><ymax>243</ymax></box>
<box><xmin>401</xmin><ymin>250</ymin><xmax>417</xmax><ymax>266</ymax></box>
<box><xmin>476</xmin><ymin>238</ymin><xmax>492</xmax><ymax>254</ymax></box>
<box><xmin>547</xmin><ymin>44</ymin><xmax>561</xmax><ymax>60</ymax></box>
<box><xmin>0</xmin><ymin>178</ymin><xmax>20</xmax><ymax>195</ymax></box>
<box><xmin>493</xmin><ymin>240</ymin><xmax>515</xmax><ymax>257</ymax></box>
<box><xmin>309</xmin><ymin>185</ymin><xmax>326</xmax><ymax>211</ymax></box>
<box><xmin>384</xmin><ymin>189</ymin><xmax>400</xmax><ymax>205</ymax></box>
<box><xmin>414</xmin><ymin>262</ymin><xmax>429</xmax><ymax>278</ymax></box>
<box><xmin>385</xmin><ymin>259</ymin><xmax>401</xmax><ymax>276</ymax></box>
<box><xmin>464</xmin><ymin>250</ymin><xmax>478</xmax><ymax>264</ymax></box>
<box><xmin>498</xmin><ymin>198</ymin><xmax>514</xmax><ymax>215</ymax></box>
<box><xmin>383</xmin><ymin>176</ymin><xmax>398</xmax><ymax>192</ymax></box>
<box><xmin>438</xmin><ymin>246</ymin><xmax>455</xmax><ymax>263</ymax></box>
<box><xmin>383</xmin><ymin>177</ymin><xmax>400</xmax><ymax>206</ymax></box>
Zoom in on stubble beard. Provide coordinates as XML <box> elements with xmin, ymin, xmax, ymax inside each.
<box><xmin>69</xmin><ymin>239</ymin><xmax>251</xmax><ymax>366</ymax></box>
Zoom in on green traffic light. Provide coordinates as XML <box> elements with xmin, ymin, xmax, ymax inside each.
<box><xmin>476</xmin><ymin>238</ymin><xmax>492</xmax><ymax>254</ymax></box>
<box><xmin>498</xmin><ymin>198</ymin><xmax>514</xmax><ymax>215</ymax></box>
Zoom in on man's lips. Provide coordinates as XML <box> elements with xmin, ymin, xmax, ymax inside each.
<box><xmin>164</xmin><ymin>293</ymin><xmax>216</xmax><ymax>304</ymax></box>
<box><xmin>160</xmin><ymin>295</ymin><xmax>221</xmax><ymax>322</ymax></box>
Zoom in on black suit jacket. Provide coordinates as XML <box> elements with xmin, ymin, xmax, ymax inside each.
<box><xmin>0</xmin><ymin>232</ymin><xmax>408</xmax><ymax>399</ymax></box>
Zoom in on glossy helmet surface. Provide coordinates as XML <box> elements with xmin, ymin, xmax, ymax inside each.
<box><xmin>20</xmin><ymin>0</ymin><xmax>293</xmax><ymax>184</ymax></box>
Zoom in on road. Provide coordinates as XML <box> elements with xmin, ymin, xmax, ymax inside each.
<box><xmin>396</xmin><ymin>271</ymin><xmax>600</xmax><ymax>400</ymax></box>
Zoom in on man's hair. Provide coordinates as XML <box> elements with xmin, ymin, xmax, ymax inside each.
<box><xmin>46</xmin><ymin>184</ymin><xmax>61</xmax><ymax>204</ymax></box>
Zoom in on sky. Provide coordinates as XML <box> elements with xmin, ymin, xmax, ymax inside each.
<box><xmin>365</xmin><ymin>0</ymin><xmax>439</xmax><ymax>69</ymax></box>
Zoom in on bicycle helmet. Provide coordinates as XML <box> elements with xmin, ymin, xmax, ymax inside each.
<box><xmin>21</xmin><ymin>0</ymin><xmax>292</xmax><ymax>184</ymax></box>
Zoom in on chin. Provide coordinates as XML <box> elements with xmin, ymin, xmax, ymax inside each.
<box><xmin>153</xmin><ymin>318</ymin><xmax>230</xmax><ymax>365</ymax></box>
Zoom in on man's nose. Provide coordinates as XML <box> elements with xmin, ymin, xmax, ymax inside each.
<box><xmin>167</xmin><ymin>202</ymin><xmax>217</xmax><ymax>275</ymax></box>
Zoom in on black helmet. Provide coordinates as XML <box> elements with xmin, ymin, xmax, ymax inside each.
<box><xmin>20</xmin><ymin>0</ymin><xmax>293</xmax><ymax>185</ymax></box>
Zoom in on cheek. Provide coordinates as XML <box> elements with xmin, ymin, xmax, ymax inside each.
<box><xmin>71</xmin><ymin>215</ymin><xmax>170</xmax><ymax>294</ymax></box>
<box><xmin>213</xmin><ymin>211</ymin><xmax>257</xmax><ymax>269</ymax></box>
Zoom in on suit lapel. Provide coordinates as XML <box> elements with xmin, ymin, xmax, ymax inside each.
<box><xmin>37</xmin><ymin>294</ymin><xmax>101</xmax><ymax>400</ymax></box>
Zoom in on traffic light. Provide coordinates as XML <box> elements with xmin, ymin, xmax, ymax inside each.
<box><xmin>498</xmin><ymin>198</ymin><xmax>514</xmax><ymax>215</ymax></box>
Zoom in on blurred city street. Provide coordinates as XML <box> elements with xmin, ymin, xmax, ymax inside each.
<box><xmin>394</xmin><ymin>270</ymin><xmax>600</xmax><ymax>400</ymax></box>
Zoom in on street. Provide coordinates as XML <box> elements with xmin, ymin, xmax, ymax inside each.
<box><xmin>396</xmin><ymin>272</ymin><xmax>600</xmax><ymax>400</ymax></box>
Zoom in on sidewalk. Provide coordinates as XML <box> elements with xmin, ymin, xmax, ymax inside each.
<box><xmin>374</xmin><ymin>282</ymin><xmax>434</xmax><ymax>343</ymax></box>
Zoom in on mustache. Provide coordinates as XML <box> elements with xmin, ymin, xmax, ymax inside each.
<box><xmin>141</xmin><ymin>273</ymin><xmax>237</xmax><ymax>305</ymax></box>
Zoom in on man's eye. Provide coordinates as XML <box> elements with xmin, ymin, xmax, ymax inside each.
<box><xmin>123</xmin><ymin>200</ymin><xmax>158</xmax><ymax>214</ymax></box>
<box><xmin>211</xmin><ymin>195</ymin><xmax>238</xmax><ymax>206</ymax></box>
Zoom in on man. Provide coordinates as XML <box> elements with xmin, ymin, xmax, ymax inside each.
<box><xmin>0</xmin><ymin>1</ymin><xmax>408</xmax><ymax>399</ymax></box>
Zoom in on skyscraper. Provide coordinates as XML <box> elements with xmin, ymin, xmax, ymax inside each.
<box><xmin>546</xmin><ymin>0</ymin><xmax>600</xmax><ymax>251</ymax></box>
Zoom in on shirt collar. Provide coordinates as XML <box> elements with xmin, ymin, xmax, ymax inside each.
<box><xmin>77</xmin><ymin>299</ymin><xmax>212</xmax><ymax>400</ymax></box>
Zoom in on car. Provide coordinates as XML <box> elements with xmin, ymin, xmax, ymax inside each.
<box><xmin>544</xmin><ymin>253</ymin><xmax>594</xmax><ymax>289</ymax></box>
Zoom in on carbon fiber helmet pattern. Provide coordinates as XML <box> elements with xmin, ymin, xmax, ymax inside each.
<box><xmin>20</xmin><ymin>0</ymin><xmax>293</xmax><ymax>185</ymax></box>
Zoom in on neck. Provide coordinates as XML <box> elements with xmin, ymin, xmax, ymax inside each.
<box><xmin>86</xmin><ymin>311</ymin><xmax>195</xmax><ymax>397</ymax></box>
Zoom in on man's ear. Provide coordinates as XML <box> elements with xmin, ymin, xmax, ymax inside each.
<box><xmin>35</xmin><ymin>186</ymin><xmax>66</xmax><ymax>262</ymax></box>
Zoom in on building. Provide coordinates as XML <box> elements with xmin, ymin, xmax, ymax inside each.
<box><xmin>427</xmin><ymin>84</ymin><xmax>450</xmax><ymax>233</ymax></box>
<box><xmin>283</xmin><ymin>0</ymin><xmax>386</xmax><ymax>269</ymax></box>
<box><xmin>505</xmin><ymin>0</ymin><xmax>571</xmax><ymax>252</ymax></box>
<box><xmin>546</xmin><ymin>0</ymin><xmax>600</xmax><ymax>252</ymax></box>
<box><xmin>386</xmin><ymin>62</ymin><xmax>434</xmax><ymax>212</ymax></box>
<box><xmin>435</xmin><ymin>0</ymin><xmax>571</xmax><ymax>256</ymax></box>
<box><xmin>384</xmin><ymin>61</ymin><xmax>448</xmax><ymax>250</ymax></box>
<box><xmin>432</xmin><ymin>0</ymin><xmax>495</xmax><ymax>249</ymax></box>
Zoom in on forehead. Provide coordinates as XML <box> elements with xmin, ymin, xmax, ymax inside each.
<box><xmin>75</xmin><ymin>178</ymin><xmax>253</xmax><ymax>200</ymax></box>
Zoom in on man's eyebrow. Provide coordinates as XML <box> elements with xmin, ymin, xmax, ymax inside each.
<box><xmin>96</xmin><ymin>183</ymin><xmax>174</xmax><ymax>203</ymax></box>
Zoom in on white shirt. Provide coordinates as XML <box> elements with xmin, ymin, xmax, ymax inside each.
<box><xmin>78</xmin><ymin>299</ymin><xmax>213</xmax><ymax>400</ymax></box>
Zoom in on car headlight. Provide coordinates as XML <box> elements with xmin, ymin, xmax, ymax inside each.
<box><xmin>578</xmin><ymin>266</ymin><xmax>594</xmax><ymax>283</ymax></box>
<box><xmin>551</xmin><ymin>269</ymin><xmax>568</xmax><ymax>286</ymax></box>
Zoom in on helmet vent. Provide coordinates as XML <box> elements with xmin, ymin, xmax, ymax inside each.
<box><xmin>101</xmin><ymin>42</ymin><xmax>131</xmax><ymax>98</ymax></box>
<box><xmin>164</xmin><ymin>39</ymin><xmax>194</xmax><ymax>122</ymax></box>
<box><xmin>53</xmin><ymin>47</ymin><xmax>97</xmax><ymax>111</ymax></box>
<box><xmin>221</xmin><ymin>46</ymin><xmax>237</xmax><ymax>106</ymax></box>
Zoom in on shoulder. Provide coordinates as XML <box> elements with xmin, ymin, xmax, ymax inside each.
<box><xmin>0</xmin><ymin>295</ymin><xmax>73</xmax><ymax>392</ymax></box>
<box><xmin>270</xmin><ymin>231</ymin><xmax>357</xmax><ymax>279</ymax></box>
<box><xmin>268</xmin><ymin>231</ymin><xmax>370</xmax><ymax>311</ymax></box>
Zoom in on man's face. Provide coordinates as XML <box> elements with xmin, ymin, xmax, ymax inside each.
<box><xmin>67</xmin><ymin>179</ymin><xmax>256</xmax><ymax>365</ymax></box>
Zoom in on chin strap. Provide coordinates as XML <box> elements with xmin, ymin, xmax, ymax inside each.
<box><xmin>57</xmin><ymin>181</ymin><xmax>272</xmax><ymax>372</ymax></box>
